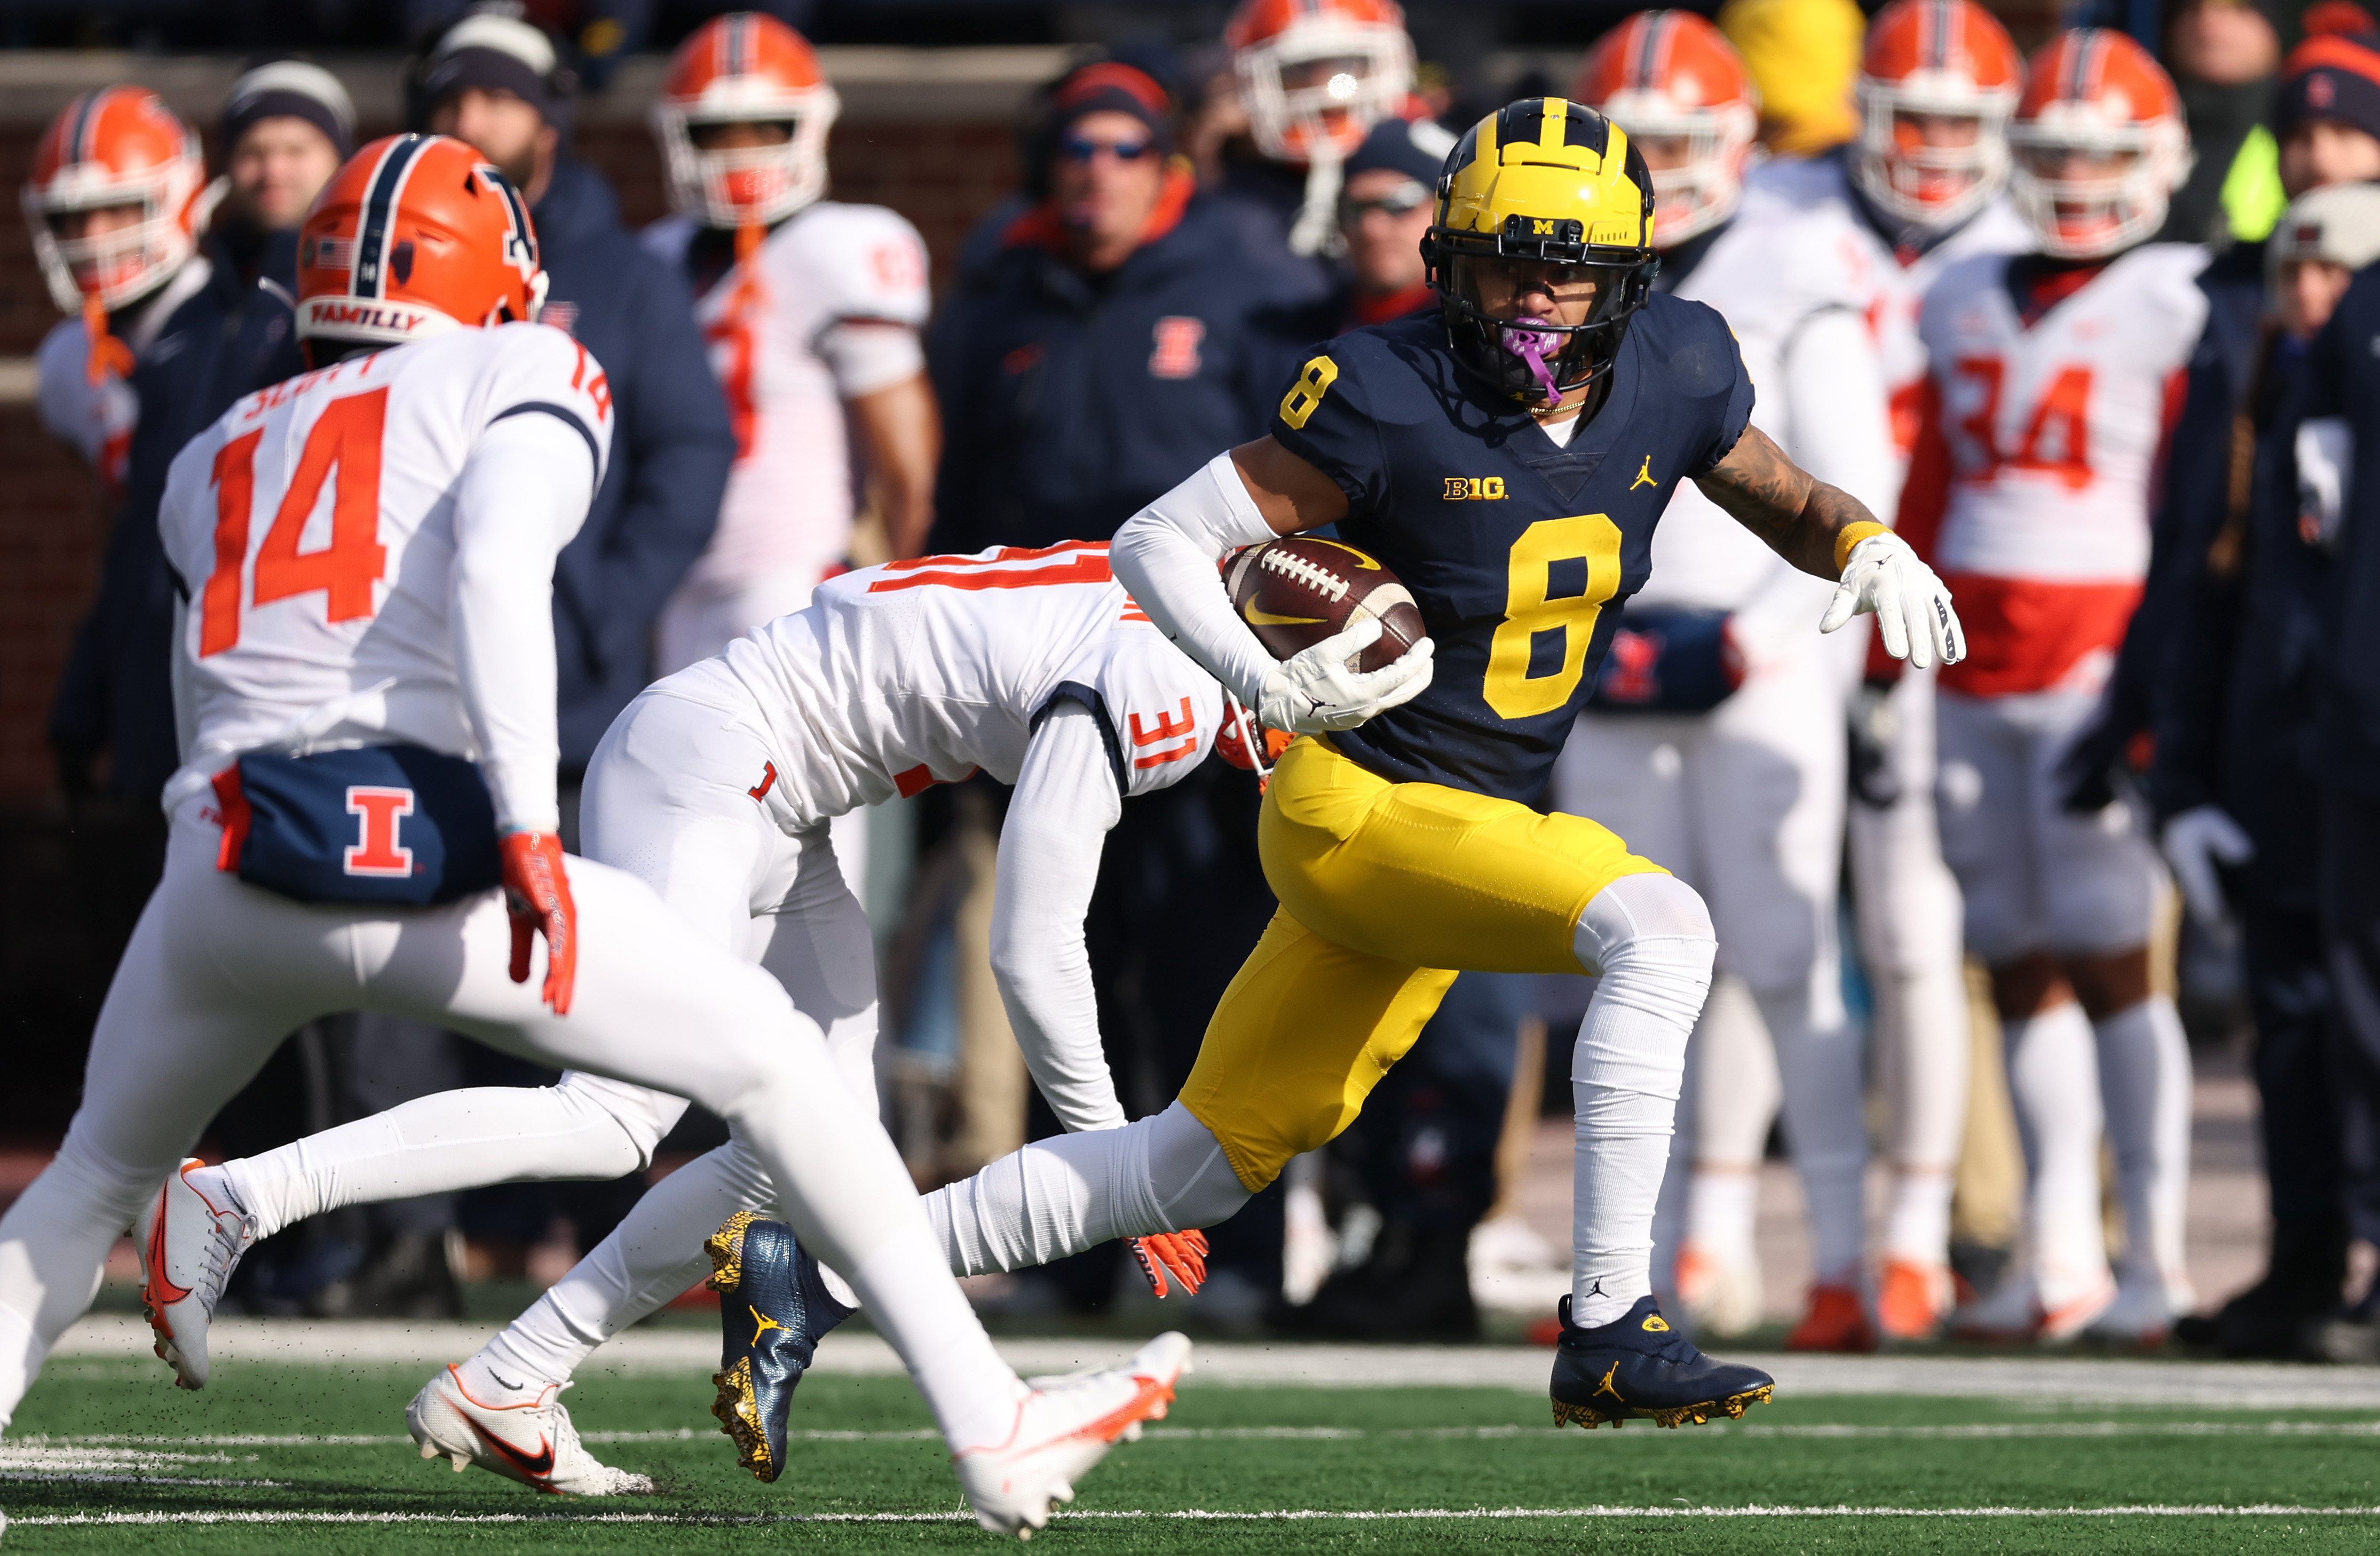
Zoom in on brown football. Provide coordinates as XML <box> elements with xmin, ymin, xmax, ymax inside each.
<box><xmin>1224</xmin><ymin>537</ymin><xmax>1429</xmax><ymax>673</ymax></box>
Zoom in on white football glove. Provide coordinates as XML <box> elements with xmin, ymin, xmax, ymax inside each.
<box><xmin>1256</xmin><ymin>617</ymin><xmax>1435</xmax><ymax>734</ymax></box>
<box><xmin>2161</xmin><ymin>804</ymin><xmax>2255</xmax><ymax>926</ymax></box>
<box><xmin>1821</xmin><ymin>530</ymin><xmax>1966</xmax><ymax>670</ymax></box>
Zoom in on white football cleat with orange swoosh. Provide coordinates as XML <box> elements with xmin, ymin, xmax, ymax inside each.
<box><xmin>956</xmin><ymin>1330</ymin><xmax>1191</xmax><ymax>1538</ymax></box>
<box><xmin>133</xmin><ymin>1158</ymin><xmax>256</xmax><ymax>1390</ymax></box>
<box><xmin>407</xmin><ymin>1364</ymin><xmax>657</xmax><ymax>1496</ymax></box>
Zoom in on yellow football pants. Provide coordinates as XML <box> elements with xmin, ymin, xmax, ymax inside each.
<box><xmin>1180</xmin><ymin>735</ymin><xmax>1663</xmax><ymax>1191</ymax></box>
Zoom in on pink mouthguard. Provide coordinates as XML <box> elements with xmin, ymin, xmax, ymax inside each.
<box><xmin>1500</xmin><ymin>316</ymin><xmax>1565</xmax><ymax>407</ymax></box>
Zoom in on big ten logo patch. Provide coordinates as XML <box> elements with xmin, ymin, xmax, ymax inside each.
<box><xmin>1128</xmin><ymin>696</ymin><xmax>1200</xmax><ymax>769</ymax></box>
<box><xmin>344</xmin><ymin>786</ymin><xmax>417</xmax><ymax>877</ymax></box>
<box><xmin>1443</xmin><ymin>477</ymin><xmax>1506</xmax><ymax>501</ymax></box>
<box><xmin>1149</xmin><ymin>316</ymin><xmax>1206</xmax><ymax>380</ymax></box>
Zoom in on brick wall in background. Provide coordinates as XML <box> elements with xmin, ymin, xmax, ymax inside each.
<box><xmin>0</xmin><ymin>115</ymin><xmax>1020</xmax><ymax>809</ymax></box>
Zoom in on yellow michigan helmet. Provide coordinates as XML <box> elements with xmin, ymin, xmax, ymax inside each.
<box><xmin>1421</xmin><ymin>97</ymin><xmax>1661</xmax><ymax>407</ymax></box>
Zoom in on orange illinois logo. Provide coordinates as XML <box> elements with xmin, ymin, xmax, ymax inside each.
<box><xmin>344</xmin><ymin>785</ymin><xmax>415</xmax><ymax>878</ymax></box>
<box><xmin>1149</xmin><ymin>316</ymin><xmax>1205</xmax><ymax>380</ymax></box>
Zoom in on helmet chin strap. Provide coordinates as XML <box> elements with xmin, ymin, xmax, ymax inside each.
<box><xmin>1287</xmin><ymin>150</ymin><xmax>1346</xmax><ymax>260</ymax></box>
<box><xmin>1500</xmin><ymin>316</ymin><xmax>1567</xmax><ymax>409</ymax></box>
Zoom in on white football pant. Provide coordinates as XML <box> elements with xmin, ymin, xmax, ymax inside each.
<box><xmin>0</xmin><ymin>795</ymin><xmax>1021</xmax><ymax>1451</ymax></box>
<box><xmin>1554</xmin><ymin>648</ymin><xmax>1868</xmax><ymax>1288</ymax></box>
<box><xmin>1847</xmin><ymin>666</ymin><xmax>1971</xmax><ymax>1270</ymax></box>
<box><xmin>1935</xmin><ymin>687</ymin><xmax>2191</xmax><ymax>1307</ymax></box>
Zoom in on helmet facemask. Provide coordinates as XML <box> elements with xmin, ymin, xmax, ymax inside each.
<box><xmin>1236</xmin><ymin>19</ymin><xmax>1414</xmax><ymax>165</ymax></box>
<box><xmin>1429</xmin><ymin>230</ymin><xmax>1655</xmax><ymax>410</ymax></box>
<box><xmin>1594</xmin><ymin>92</ymin><xmax>1755</xmax><ymax>248</ymax></box>
<box><xmin>2007</xmin><ymin>115</ymin><xmax>2187</xmax><ymax>258</ymax></box>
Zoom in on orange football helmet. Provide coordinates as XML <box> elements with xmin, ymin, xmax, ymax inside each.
<box><xmin>1853</xmin><ymin>0</ymin><xmax>2023</xmax><ymax>231</ymax></box>
<box><xmin>1225</xmin><ymin>0</ymin><xmax>1414</xmax><ymax>165</ymax></box>
<box><xmin>1574</xmin><ymin>11</ymin><xmax>1760</xmax><ymax>247</ymax></box>
<box><xmin>2008</xmin><ymin>29</ymin><xmax>2191</xmax><ymax>259</ymax></box>
<box><xmin>653</xmin><ymin>12</ymin><xmax>840</xmax><ymax>228</ymax></box>
<box><xmin>295</xmin><ymin>135</ymin><xmax>547</xmax><ymax>350</ymax></box>
<box><xmin>23</xmin><ymin>86</ymin><xmax>212</xmax><ymax>315</ymax></box>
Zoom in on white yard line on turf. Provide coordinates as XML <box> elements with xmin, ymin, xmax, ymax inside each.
<box><xmin>10</xmin><ymin>1505</ymin><xmax>2380</xmax><ymax>1526</ymax></box>
<box><xmin>21</xmin><ymin>1420</ymin><xmax>2380</xmax><ymax>1449</ymax></box>
<box><xmin>46</xmin><ymin>1315</ymin><xmax>2380</xmax><ymax>1407</ymax></box>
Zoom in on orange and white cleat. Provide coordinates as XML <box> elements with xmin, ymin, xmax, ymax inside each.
<box><xmin>1785</xmin><ymin>1282</ymin><xmax>1878</xmax><ymax>1353</ymax></box>
<box><xmin>133</xmin><ymin>1158</ymin><xmax>256</xmax><ymax>1390</ymax></box>
<box><xmin>1876</xmin><ymin>1258</ymin><xmax>1953</xmax><ymax>1341</ymax></box>
<box><xmin>955</xmin><ymin>1331</ymin><xmax>1191</xmax><ymax>1538</ymax></box>
<box><xmin>406</xmin><ymin>1363</ymin><xmax>655</xmax><ymax>1496</ymax></box>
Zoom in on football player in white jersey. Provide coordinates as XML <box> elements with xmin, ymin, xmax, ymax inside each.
<box><xmin>1745</xmin><ymin>0</ymin><xmax>2033</xmax><ymax>1341</ymax></box>
<box><xmin>25</xmin><ymin>86</ymin><xmax>219</xmax><ymax>494</ymax></box>
<box><xmin>1562</xmin><ymin>11</ymin><xmax>1902</xmax><ymax>1353</ymax></box>
<box><xmin>645</xmin><ymin>13</ymin><xmax>936</xmax><ymax>670</ymax></box>
<box><xmin>145</xmin><ymin>539</ymin><xmax>1235</xmax><ymax>1493</ymax></box>
<box><xmin>643</xmin><ymin>12</ymin><xmax>935</xmax><ymax>901</ymax></box>
<box><xmin>1902</xmin><ymin>33</ymin><xmax>2207</xmax><ymax>1346</ymax></box>
<box><xmin>0</xmin><ymin>136</ymin><xmax>1180</xmax><ymax>1537</ymax></box>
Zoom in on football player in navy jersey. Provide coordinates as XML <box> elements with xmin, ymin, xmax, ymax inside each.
<box><xmin>917</xmin><ymin>98</ymin><xmax>1965</xmax><ymax>1427</ymax></box>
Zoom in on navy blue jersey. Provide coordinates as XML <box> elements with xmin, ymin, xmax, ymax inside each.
<box><xmin>1269</xmin><ymin>297</ymin><xmax>1754</xmax><ymax>803</ymax></box>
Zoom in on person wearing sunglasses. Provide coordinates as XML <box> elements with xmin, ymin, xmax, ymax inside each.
<box><xmin>1326</xmin><ymin>115</ymin><xmax>1454</xmax><ymax>332</ymax></box>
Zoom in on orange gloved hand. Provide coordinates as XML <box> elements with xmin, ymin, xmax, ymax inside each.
<box><xmin>1130</xmin><ymin>1230</ymin><xmax>1209</xmax><ymax>1298</ymax></box>
<box><xmin>500</xmin><ymin>830</ymin><xmax>576</xmax><ymax>1015</ymax></box>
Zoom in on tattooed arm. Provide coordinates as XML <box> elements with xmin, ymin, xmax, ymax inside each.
<box><xmin>1690</xmin><ymin>424</ymin><xmax>1877</xmax><ymax>578</ymax></box>
<box><xmin>1692</xmin><ymin>424</ymin><xmax>1967</xmax><ymax>665</ymax></box>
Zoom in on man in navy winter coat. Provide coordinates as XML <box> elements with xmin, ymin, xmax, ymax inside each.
<box><xmin>927</xmin><ymin>59</ymin><xmax>1302</xmax><ymax>555</ymax></box>
<box><xmin>422</xmin><ymin>14</ymin><xmax>732</xmax><ymax>779</ymax></box>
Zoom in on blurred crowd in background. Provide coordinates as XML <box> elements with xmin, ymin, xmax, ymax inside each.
<box><xmin>17</xmin><ymin>0</ymin><xmax>2380</xmax><ymax>1368</ymax></box>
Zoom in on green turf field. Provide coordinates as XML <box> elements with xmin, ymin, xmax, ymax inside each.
<box><xmin>5</xmin><ymin>1351</ymin><xmax>2377</xmax><ymax>1553</ymax></box>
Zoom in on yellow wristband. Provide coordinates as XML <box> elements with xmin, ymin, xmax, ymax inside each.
<box><xmin>1833</xmin><ymin>520</ymin><xmax>1890</xmax><ymax>574</ymax></box>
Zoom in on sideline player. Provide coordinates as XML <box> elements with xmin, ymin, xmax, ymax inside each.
<box><xmin>644</xmin><ymin>12</ymin><xmax>936</xmax><ymax>900</ymax></box>
<box><xmin>1899</xmin><ymin>33</ymin><xmax>2205</xmax><ymax>1345</ymax></box>
<box><xmin>1748</xmin><ymin>0</ymin><xmax>2035</xmax><ymax>1340</ymax></box>
<box><xmin>145</xmin><ymin>539</ymin><xmax>1238</xmax><ymax>1490</ymax></box>
<box><xmin>645</xmin><ymin>13</ymin><xmax>937</xmax><ymax>664</ymax></box>
<box><xmin>1566</xmin><ymin>10</ymin><xmax>1901</xmax><ymax>1354</ymax></box>
<box><xmin>920</xmin><ymin>98</ymin><xmax>1964</xmax><ymax>1425</ymax></box>
<box><xmin>1212</xmin><ymin>0</ymin><xmax>1415</xmax><ymax>291</ymax></box>
<box><xmin>26</xmin><ymin>86</ymin><xmax>219</xmax><ymax>494</ymax></box>
<box><xmin>0</xmin><ymin>135</ymin><xmax>1179</xmax><ymax>1537</ymax></box>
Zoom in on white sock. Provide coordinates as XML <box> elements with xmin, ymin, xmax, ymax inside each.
<box><xmin>921</xmin><ymin>1102</ymin><xmax>1248</xmax><ymax>1276</ymax></box>
<box><xmin>1683</xmin><ymin>1170</ymin><xmax>1759</xmax><ymax>1258</ymax></box>
<box><xmin>2091</xmin><ymin>996</ymin><xmax>2192</xmax><ymax>1283</ymax></box>
<box><xmin>1884</xmin><ymin>1170</ymin><xmax>1954</xmax><ymax>1266</ymax></box>
<box><xmin>0</xmin><ymin>1132</ymin><xmax>160</xmax><ymax>1432</ymax></box>
<box><xmin>218</xmin><ymin>1086</ymin><xmax>650</xmax><ymax>1242</ymax></box>
<box><xmin>2003</xmin><ymin>1002</ymin><xmax>2109</xmax><ymax>1306</ymax></box>
<box><xmin>1756</xmin><ymin>979</ymin><xmax>1869</xmax><ymax>1287</ymax></box>
<box><xmin>1570</xmin><ymin>874</ymin><xmax>1717</xmax><ymax>1327</ymax></box>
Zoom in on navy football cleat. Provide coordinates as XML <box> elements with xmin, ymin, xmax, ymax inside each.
<box><xmin>705</xmin><ymin>1211</ymin><xmax>855</xmax><ymax>1481</ymax></box>
<box><xmin>1549</xmin><ymin>1293</ymin><xmax>1775</xmax><ymax>1430</ymax></box>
